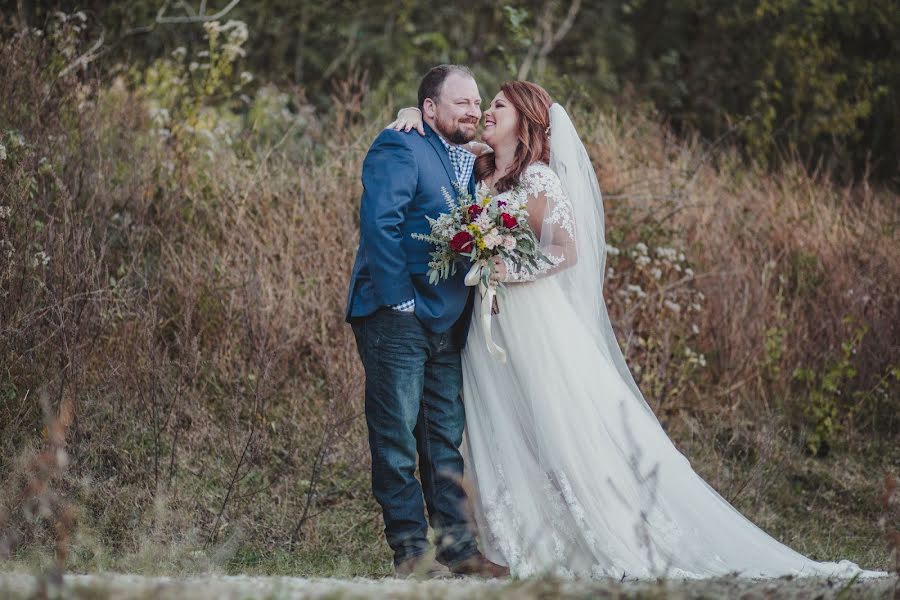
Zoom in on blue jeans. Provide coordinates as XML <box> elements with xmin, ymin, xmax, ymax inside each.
<box><xmin>351</xmin><ymin>308</ymin><xmax>478</xmax><ymax>566</ymax></box>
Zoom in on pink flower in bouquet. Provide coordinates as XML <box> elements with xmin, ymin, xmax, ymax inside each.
<box><xmin>502</xmin><ymin>235</ymin><xmax>517</xmax><ymax>250</ymax></box>
<box><xmin>450</xmin><ymin>231</ymin><xmax>474</xmax><ymax>253</ymax></box>
<box><xmin>500</xmin><ymin>212</ymin><xmax>518</xmax><ymax>229</ymax></box>
<box><xmin>483</xmin><ymin>229</ymin><xmax>502</xmax><ymax>250</ymax></box>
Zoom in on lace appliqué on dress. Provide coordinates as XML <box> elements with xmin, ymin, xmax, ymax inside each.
<box><xmin>494</xmin><ymin>163</ymin><xmax>576</xmax><ymax>283</ymax></box>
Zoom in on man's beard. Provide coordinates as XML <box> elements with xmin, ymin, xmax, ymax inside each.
<box><xmin>435</xmin><ymin>114</ymin><xmax>477</xmax><ymax>144</ymax></box>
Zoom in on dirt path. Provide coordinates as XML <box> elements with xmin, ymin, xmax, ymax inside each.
<box><xmin>1</xmin><ymin>572</ymin><xmax>897</xmax><ymax>599</ymax></box>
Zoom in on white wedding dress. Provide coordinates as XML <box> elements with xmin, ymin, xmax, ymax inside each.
<box><xmin>459</xmin><ymin>105</ymin><xmax>887</xmax><ymax>580</ymax></box>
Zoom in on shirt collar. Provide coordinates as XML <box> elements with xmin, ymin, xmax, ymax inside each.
<box><xmin>435</xmin><ymin>132</ymin><xmax>472</xmax><ymax>157</ymax></box>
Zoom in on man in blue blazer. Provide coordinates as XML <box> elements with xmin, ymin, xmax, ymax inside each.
<box><xmin>346</xmin><ymin>65</ymin><xmax>506</xmax><ymax>578</ymax></box>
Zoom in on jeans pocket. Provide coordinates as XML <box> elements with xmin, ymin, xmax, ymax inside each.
<box><xmin>368</xmin><ymin>309</ymin><xmax>423</xmax><ymax>352</ymax></box>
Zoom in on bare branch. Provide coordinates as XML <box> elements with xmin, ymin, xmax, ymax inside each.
<box><xmin>57</xmin><ymin>27</ymin><xmax>105</xmax><ymax>79</ymax></box>
<box><xmin>518</xmin><ymin>0</ymin><xmax>582</xmax><ymax>80</ymax></box>
<box><xmin>176</xmin><ymin>1</ymin><xmax>197</xmax><ymax>17</ymax></box>
<box><xmin>536</xmin><ymin>0</ymin><xmax>581</xmax><ymax>76</ymax></box>
<box><xmin>550</xmin><ymin>0</ymin><xmax>581</xmax><ymax>47</ymax></box>
<box><xmin>517</xmin><ymin>3</ymin><xmax>552</xmax><ymax>80</ymax></box>
<box><xmin>156</xmin><ymin>0</ymin><xmax>242</xmax><ymax>24</ymax></box>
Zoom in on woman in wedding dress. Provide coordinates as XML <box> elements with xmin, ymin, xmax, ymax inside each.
<box><xmin>389</xmin><ymin>82</ymin><xmax>887</xmax><ymax>580</ymax></box>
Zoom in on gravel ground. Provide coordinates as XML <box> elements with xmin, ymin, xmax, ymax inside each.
<box><xmin>1</xmin><ymin>572</ymin><xmax>898</xmax><ymax>600</ymax></box>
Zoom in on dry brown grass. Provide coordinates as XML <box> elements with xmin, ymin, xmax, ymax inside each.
<box><xmin>0</xmin><ymin>25</ymin><xmax>897</xmax><ymax>577</ymax></box>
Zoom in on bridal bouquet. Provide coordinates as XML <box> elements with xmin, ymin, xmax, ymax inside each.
<box><xmin>412</xmin><ymin>184</ymin><xmax>548</xmax><ymax>362</ymax></box>
<box><xmin>412</xmin><ymin>184</ymin><xmax>546</xmax><ymax>287</ymax></box>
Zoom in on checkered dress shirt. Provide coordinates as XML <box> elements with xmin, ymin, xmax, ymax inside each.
<box><xmin>439</xmin><ymin>136</ymin><xmax>476</xmax><ymax>189</ymax></box>
<box><xmin>390</xmin><ymin>137</ymin><xmax>474</xmax><ymax>312</ymax></box>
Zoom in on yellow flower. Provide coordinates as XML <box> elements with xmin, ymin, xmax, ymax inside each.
<box><xmin>468</xmin><ymin>223</ymin><xmax>481</xmax><ymax>234</ymax></box>
<box><xmin>482</xmin><ymin>195</ymin><xmax>492</xmax><ymax>207</ymax></box>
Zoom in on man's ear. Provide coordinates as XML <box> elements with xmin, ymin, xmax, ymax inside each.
<box><xmin>422</xmin><ymin>98</ymin><xmax>437</xmax><ymax>120</ymax></box>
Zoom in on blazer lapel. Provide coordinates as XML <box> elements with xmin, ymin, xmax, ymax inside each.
<box><xmin>424</xmin><ymin>123</ymin><xmax>457</xmax><ymax>191</ymax></box>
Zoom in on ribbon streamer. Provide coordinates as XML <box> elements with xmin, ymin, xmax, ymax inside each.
<box><xmin>465</xmin><ymin>260</ymin><xmax>507</xmax><ymax>363</ymax></box>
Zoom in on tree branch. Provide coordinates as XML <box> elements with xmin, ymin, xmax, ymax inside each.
<box><xmin>156</xmin><ymin>0</ymin><xmax>242</xmax><ymax>24</ymax></box>
<box><xmin>536</xmin><ymin>0</ymin><xmax>582</xmax><ymax>76</ymax></box>
<box><xmin>57</xmin><ymin>27</ymin><xmax>105</xmax><ymax>79</ymax></box>
<box><xmin>518</xmin><ymin>0</ymin><xmax>581</xmax><ymax>80</ymax></box>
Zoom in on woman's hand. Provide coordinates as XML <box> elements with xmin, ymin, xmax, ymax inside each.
<box><xmin>463</xmin><ymin>141</ymin><xmax>493</xmax><ymax>157</ymax></box>
<box><xmin>386</xmin><ymin>107</ymin><xmax>425</xmax><ymax>136</ymax></box>
<box><xmin>489</xmin><ymin>255</ymin><xmax>508</xmax><ymax>284</ymax></box>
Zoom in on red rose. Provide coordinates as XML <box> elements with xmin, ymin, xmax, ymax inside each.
<box><xmin>450</xmin><ymin>231</ymin><xmax>474</xmax><ymax>253</ymax></box>
<box><xmin>467</xmin><ymin>204</ymin><xmax>483</xmax><ymax>220</ymax></box>
<box><xmin>500</xmin><ymin>212</ymin><xmax>518</xmax><ymax>229</ymax></box>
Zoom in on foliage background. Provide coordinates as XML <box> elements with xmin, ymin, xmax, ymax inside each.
<box><xmin>0</xmin><ymin>0</ymin><xmax>898</xmax><ymax>579</ymax></box>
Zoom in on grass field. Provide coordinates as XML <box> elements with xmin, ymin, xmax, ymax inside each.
<box><xmin>1</xmin><ymin>18</ymin><xmax>898</xmax><ymax>586</ymax></box>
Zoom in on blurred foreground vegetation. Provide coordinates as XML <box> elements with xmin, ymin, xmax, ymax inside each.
<box><xmin>0</xmin><ymin>5</ymin><xmax>898</xmax><ymax>579</ymax></box>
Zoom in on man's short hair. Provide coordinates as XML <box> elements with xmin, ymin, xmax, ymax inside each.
<box><xmin>417</xmin><ymin>64</ymin><xmax>475</xmax><ymax>110</ymax></box>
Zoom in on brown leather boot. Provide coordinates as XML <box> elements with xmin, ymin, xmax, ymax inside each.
<box><xmin>447</xmin><ymin>553</ymin><xmax>510</xmax><ymax>578</ymax></box>
<box><xmin>394</xmin><ymin>555</ymin><xmax>451</xmax><ymax>579</ymax></box>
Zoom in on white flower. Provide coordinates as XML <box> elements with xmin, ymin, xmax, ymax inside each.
<box><xmin>664</xmin><ymin>300</ymin><xmax>681</xmax><ymax>313</ymax></box>
<box><xmin>690</xmin><ymin>302</ymin><xmax>701</xmax><ymax>312</ymax></box>
<box><xmin>502</xmin><ymin>236</ymin><xmax>516</xmax><ymax>250</ymax></box>
<box><xmin>222</xmin><ymin>20</ymin><xmax>249</xmax><ymax>45</ymax></box>
<box><xmin>203</xmin><ymin>21</ymin><xmax>221</xmax><ymax>42</ymax></box>
<box><xmin>605</xmin><ymin>244</ymin><xmax>620</xmax><ymax>256</ymax></box>
<box><xmin>684</xmin><ymin>267</ymin><xmax>694</xmax><ymax>278</ymax></box>
<box><xmin>678</xmin><ymin>252</ymin><xmax>686</xmax><ymax>262</ymax></box>
<box><xmin>656</xmin><ymin>246</ymin><xmax>678</xmax><ymax>261</ymax></box>
<box><xmin>650</xmin><ymin>267</ymin><xmax>662</xmax><ymax>280</ymax></box>
<box><xmin>172</xmin><ymin>46</ymin><xmax>187</xmax><ymax>60</ymax></box>
<box><xmin>474</xmin><ymin>210</ymin><xmax>492</xmax><ymax>232</ymax></box>
<box><xmin>606</xmin><ymin>267</ymin><xmax>615</xmax><ymax>279</ymax></box>
<box><xmin>75</xmin><ymin>11</ymin><xmax>87</xmax><ymax>22</ymax></box>
<box><xmin>634</xmin><ymin>242</ymin><xmax>648</xmax><ymax>255</ymax></box>
<box><xmin>0</xmin><ymin>142</ymin><xmax>6</xmax><ymax>162</ymax></box>
<box><xmin>626</xmin><ymin>284</ymin><xmax>647</xmax><ymax>299</ymax></box>
<box><xmin>684</xmin><ymin>346</ymin><xmax>707</xmax><ymax>367</ymax></box>
<box><xmin>0</xmin><ymin>205</ymin><xmax>10</xmax><ymax>219</ymax></box>
<box><xmin>189</xmin><ymin>61</ymin><xmax>199</xmax><ymax>72</ymax></box>
<box><xmin>635</xmin><ymin>255</ymin><xmax>651</xmax><ymax>267</ymax></box>
<box><xmin>240</xmin><ymin>71</ymin><xmax>254</xmax><ymax>85</ymax></box>
<box><xmin>222</xmin><ymin>43</ymin><xmax>247</xmax><ymax>61</ymax></box>
<box><xmin>691</xmin><ymin>324</ymin><xmax>700</xmax><ymax>335</ymax></box>
<box><xmin>148</xmin><ymin>106</ymin><xmax>170</xmax><ymax>127</ymax></box>
<box><xmin>33</xmin><ymin>250</ymin><xmax>50</xmax><ymax>267</ymax></box>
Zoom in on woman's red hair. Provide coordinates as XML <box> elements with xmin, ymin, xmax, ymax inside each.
<box><xmin>475</xmin><ymin>81</ymin><xmax>552</xmax><ymax>193</ymax></box>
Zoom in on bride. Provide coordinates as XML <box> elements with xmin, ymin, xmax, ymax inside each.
<box><xmin>388</xmin><ymin>81</ymin><xmax>887</xmax><ymax>580</ymax></box>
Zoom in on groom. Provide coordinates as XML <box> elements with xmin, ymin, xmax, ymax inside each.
<box><xmin>345</xmin><ymin>65</ymin><xmax>506</xmax><ymax>578</ymax></box>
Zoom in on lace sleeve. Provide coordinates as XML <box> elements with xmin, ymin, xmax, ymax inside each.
<box><xmin>503</xmin><ymin>164</ymin><xmax>577</xmax><ymax>282</ymax></box>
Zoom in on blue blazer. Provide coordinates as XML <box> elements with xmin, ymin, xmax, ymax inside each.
<box><xmin>345</xmin><ymin>123</ymin><xmax>475</xmax><ymax>335</ymax></box>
